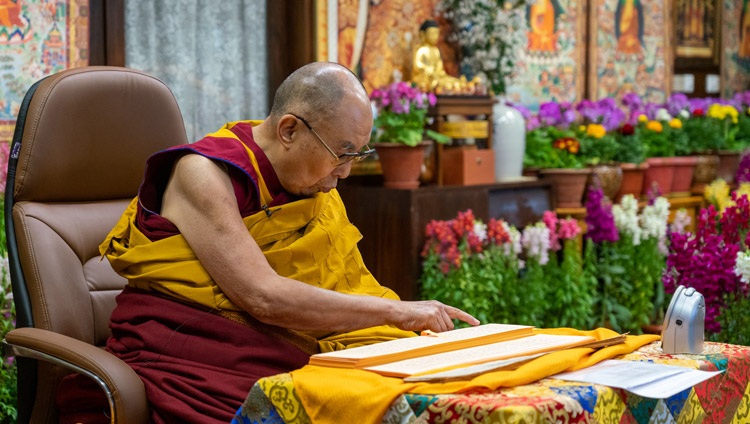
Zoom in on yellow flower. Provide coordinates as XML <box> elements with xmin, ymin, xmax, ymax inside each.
<box><xmin>638</xmin><ymin>114</ymin><xmax>648</xmax><ymax>123</ymax></box>
<box><xmin>578</xmin><ymin>125</ymin><xmax>586</xmax><ymax>132</ymax></box>
<box><xmin>668</xmin><ymin>118</ymin><xmax>682</xmax><ymax>129</ymax></box>
<box><xmin>705</xmin><ymin>179</ymin><xmax>731</xmax><ymax>212</ymax></box>
<box><xmin>585</xmin><ymin>123</ymin><xmax>607</xmax><ymax>139</ymax></box>
<box><xmin>708</xmin><ymin>104</ymin><xmax>739</xmax><ymax>124</ymax></box>
<box><xmin>646</xmin><ymin>120</ymin><xmax>663</xmax><ymax>133</ymax></box>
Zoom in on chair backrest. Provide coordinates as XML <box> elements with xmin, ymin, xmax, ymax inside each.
<box><xmin>6</xmin><ymin>66</ymin><xmax>188</xmax><ymax>422</ymax></box>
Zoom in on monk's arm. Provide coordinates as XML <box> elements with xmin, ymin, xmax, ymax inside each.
<box><xmin>161</xmin><ymin>154</ymin><xmax>479</xmax><ymax>333</ymax></box>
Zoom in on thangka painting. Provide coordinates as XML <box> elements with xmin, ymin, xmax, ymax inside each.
<box><xmin>504</xmin><ymin>0</ymin><xmax>586</xmax><ymax>111</ymax></box>
<box><xmin>0</xmin><ymin>0</ymin><xmax>89</xmax><ymax>147</ymax></box>
<box><xmin>720</xmin><ymin>0</ymin><xmax>750</xmax><ymax>97</ymax></box>
<box><xmin>588</xmin><ymin>0</ymin><xmax>672</xmax><ymax>103</ymax></box>
<box><xmin>674</xmin><ymin>0</ymin><xmax>720</xmax><ymax>63</ymax></box>
<box><xmin>315</xmin><ymin>0</ymin><xmax>459</xmax><ymax>93</ymax></box>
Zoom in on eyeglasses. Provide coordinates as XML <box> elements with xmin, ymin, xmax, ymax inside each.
<box><xmin>289</xmin><ymin>113</ymin><xmax>375</xmax><ymax>166</ymax></box>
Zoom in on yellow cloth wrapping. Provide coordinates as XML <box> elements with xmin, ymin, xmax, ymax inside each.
<box><xmin>99</xmin><ymin>139</ymin><xmax>415</xmax><ymax>351</ymax></box>
<box><xmin>291</xmin><ymin>327</ymin><xmax>660</xmax><ymax>424</ymax></box>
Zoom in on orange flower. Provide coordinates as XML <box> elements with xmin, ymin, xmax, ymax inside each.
<box><xmin>646</xmin><ymin>120</ymin><xmax>663</xmax><ymax>133</ymax></box>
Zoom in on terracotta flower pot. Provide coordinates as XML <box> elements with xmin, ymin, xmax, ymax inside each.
<box><xmin>615</xmin><ymin>162</ymin><xmax>649</xmax><ymax>202</ymax></box>
<box><xmin>692</xmin><ymin>155</ymin><xmax>719</xmax><ymax>194</ymax></box>
<box><xmin>670</xmin><ymin>156</ymin><xmax>698</xmax><ymax>197</ymax></box>
<box><xmin>642</xmin><ymin>157</ymin><xmax>677</xmax><ymax>197</ymax></box>
<box><xmin>374</xmin><ymin>141</ymin><xmax>431</xmax><ymax>189</ymax></box>
<box><xmin>540</xmin><ymin>168</ymin><xmax>592</xmax><ymax>209</ymax></box>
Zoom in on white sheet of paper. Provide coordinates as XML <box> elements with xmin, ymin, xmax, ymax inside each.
<box><xmin>553</xmin><ymin>359</ymin><xmax>723</xmax><ymax>399</ymax></box>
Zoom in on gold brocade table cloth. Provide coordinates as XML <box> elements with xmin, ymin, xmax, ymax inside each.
<box><xmin>232</xmin><ymin>342</ymin><xmax>750</xmax><ymax>423</ymax></box>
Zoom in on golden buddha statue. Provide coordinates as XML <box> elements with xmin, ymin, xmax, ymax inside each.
<box><xmin>411</xmin><ymin>20</ymin><xmax>482</xmax><ymax>95</ymax></box>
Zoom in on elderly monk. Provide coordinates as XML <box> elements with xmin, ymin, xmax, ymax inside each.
<box><xmin>57</xmin><ymin>62</ymin><xmax>478</xmax><ymax>424</ymax></box>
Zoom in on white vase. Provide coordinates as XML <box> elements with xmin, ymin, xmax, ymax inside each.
<box><xmin>492</xmin><ymin>96</ymin><xmax>526</xmax><ymax>181</ymax></box>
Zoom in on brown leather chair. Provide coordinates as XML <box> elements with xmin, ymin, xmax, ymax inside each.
<box><xmin>2</xmin><ymin>67</ymin><xmax>188</xmax><ymax>423</ymax></box>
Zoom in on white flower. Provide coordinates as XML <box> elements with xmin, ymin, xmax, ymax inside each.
<box><xmin>521</xmin><ymin>222</ymin><xmax>550</xmax><ymax>265</ymax></box>
<box><xmin>655</xmin><ymin>108</ymin><xmax>672</xmax><ymax>121</ymax></box>
<box><xmin>502</xmin><ymin>222</ymin><xmax>522</xmax><ymax>258</ymax></box>
<box><xmin>679</xmin><ymin>109</ymin><xmax>690</xmax><ymax>119</ymax></box>
<box><xmin>473</xmin><ymin>222</ymin><xmax>488</xmax><ymax>242</ymax></box>
<box><xmin>613</xmin><ymin>194</ymin><xmax>642</xmax><ymax>245</ymax></box>
<box><xmin>669</xmin><ymin>209</ymin><xmax>692</xmax><ymax>234</ymax></box>
<box><xmin>734</xmin><ymin>251</ymin><xmax>750</xmax><ymax>288</ymax></box>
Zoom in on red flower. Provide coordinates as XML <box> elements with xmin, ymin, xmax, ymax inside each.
<box><xmin>693</xmin><ymin>108</ymin><xmax>705</xmax><ymax>117</ymax></box>
<box><xmin>620</xmin><ymin>123</ymin><xmax>635</xmax><ymax>135</ymax></box>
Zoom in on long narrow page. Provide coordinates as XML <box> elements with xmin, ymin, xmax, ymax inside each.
<box><xmin>364</xmin><ymin>333</ymin><xmax>595</xmax><ymax>377</ymax></box>
<box><xmin>309</xmin><ymin>324</ymin><xmax>534</xmax><ymax>369</ymax></box>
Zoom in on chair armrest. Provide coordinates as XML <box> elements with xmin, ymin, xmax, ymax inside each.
<box><xmin>3</xmin><ymin>327</ymin><xmax>148</xmax><ymax>424</ymax></box>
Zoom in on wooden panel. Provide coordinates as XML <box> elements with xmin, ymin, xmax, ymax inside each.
<box><xmin>267</xmin><ymin>0</ymin><xmax>316</xmax><ymax>108</ymax></box>
<box><xmin>88</xmin><ymin>0</ymin><xmax>125</xmax><ymax>66</ymax></box>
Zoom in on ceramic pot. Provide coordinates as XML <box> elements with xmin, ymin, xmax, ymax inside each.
<box><xmin>670</xmin><ymin>156</ymin><xmax>698</xmax><ymax>197</ymax></box>
<box><xmin>492</xmin><ymin>97</ymin><xmax>526</xmax><ymax>181</ymax></box>
<box><xmin>692</xmin><ymin>155</ymin><xmax>719</xmax><ymax>184</ymax></box>
<box><xmin>615</xmin><ymin>162</ymin><xmax>649</xmax><ymax>202</ymax></box>
<box><xmin>374</xmin><ymin>141</ymin><xmax>431</xmax><ymax>189</ymax></box>
<box><xmin>642</xmin><ymin>157</ymin><xmax>677</xmax><ymax>197</ymax></box>
<box><xmin>588</xmin><ymin>164</ymin><xmax>623</xmax><ymax>201</ymax></box>
<box><xmin>540</xmin><ymin>168</ymin><xmax>592</xmax><ymax>209</ymax></box>
<box><xmin>717</xmin><ymin>150</ymin><xmax>741</xmax><ymax>184</ymax></box>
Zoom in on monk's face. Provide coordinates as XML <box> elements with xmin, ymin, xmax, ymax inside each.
<box><xmin>284</xmin><ymin>100</ymin><xmax>373</xmax><ymax>197</ymax></box>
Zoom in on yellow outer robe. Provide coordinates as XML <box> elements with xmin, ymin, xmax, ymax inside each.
<box><xmin>100</xmin><ymin>130</ymin><xmax>415</xmax><ymax>353</ymax></box>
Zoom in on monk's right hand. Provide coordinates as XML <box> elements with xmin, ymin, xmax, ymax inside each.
<box><xmin>394</xmin><ymin>300</ymin><xmax>479</xmax><ymax>333</ymax></box>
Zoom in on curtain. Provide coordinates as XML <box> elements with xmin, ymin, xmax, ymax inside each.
<box><xmin>125</xmin><ymin>0</ymin><xmax>268</xmax><ymax>142</ymax></box>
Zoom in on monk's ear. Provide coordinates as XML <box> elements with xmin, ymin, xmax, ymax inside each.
<box><xmin>277</xmin><ymin>114</ymin><xmax>298</xmax><ymax>148</ymax></box>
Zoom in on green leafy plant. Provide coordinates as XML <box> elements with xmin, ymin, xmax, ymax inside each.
<box><xmin>370</xmin><ymin>81</ymin><xmax>450</xmax><ymax>146</ymax></box>
<box><xmin>523</xmin><ymin>126</ymin><xmax>585</xmax><ymax>169</ymax></box>
<box><xmin>612</xmin><ymin>124</ymin><xmax>646</xmax><ymax>164</ymax></box>
<box><xmin>0</xmin><ymin>198</ymin><xmax>16</xmax><ymax>423</ymax></box>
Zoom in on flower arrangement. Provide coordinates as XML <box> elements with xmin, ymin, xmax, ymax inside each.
<box><xmin>516</xmin><ymin>91</ymin><xmax>750</xmax><ymax>172</ymax></box>
<box><xmin>438</xmin><ymin>0</ymin><xmax>527</xmax><ymax>95</ymax></box>
<box><xmin>664</xmin><ymin>189</ymin><xmax>750</xmax><ymax>344</ymax></box>
<box><xmin>0</xmin><ymin>143</ymin><xmax>16</xmax><ymax>421</ymax></box>
<box><xmin>369</xmin><ymin>81</ymin><xmax>450</xmax><ymax>146</ymax></box>
<box><xmin>420</xmin><ymin>208</ymin><xmax>600</xmax><ymax>331</ymax></box>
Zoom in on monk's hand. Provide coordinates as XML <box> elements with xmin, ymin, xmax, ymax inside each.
<box><xmin>396</xmin><ymin>300</ymin><xmax>479</xmax><ymax>333</ymax></box>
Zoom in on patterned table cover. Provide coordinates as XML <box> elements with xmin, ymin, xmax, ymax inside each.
<box><xmin>232</xmin><ymin>341</ymin><xmax>750</xmax><ymax>423</ymax></box>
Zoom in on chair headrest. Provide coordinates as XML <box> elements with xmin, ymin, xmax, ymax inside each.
<box><xmin>13</xmin><ymin>66</ymin><xmax>189</xmax><ymax>202</ymax></box>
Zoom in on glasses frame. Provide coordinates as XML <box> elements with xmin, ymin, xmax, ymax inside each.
<box><xmin>289</xmin><ymin>113</ymin><xmax>375</xmax><ymax>166</ymax></box>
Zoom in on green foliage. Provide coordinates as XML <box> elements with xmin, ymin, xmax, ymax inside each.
<box><xmin>0</xmin><ymin>196</ymin><xmax>16</xmax><ymax>422</ymax></box>
<box><xmin>682</xmin><ymin>116</ymin><xmax>724</xmax><ymax>153</ymax></box>
<box><xmin>523</xmin><ymin>127</ymin><xmax>585</xmax><ymax>169</ymax></box>
<box><xmin>613</xmin><ymin>132</ymin><xmax>646</xmax><ymax>165</ymax></box>
<box><xmin>711</xmin><ymin>292</ymin><xmax>750</xmax><ymax>346</ymax></box>
<box><xmin>732</xmin><ymin>113</ymin><xmax>750</xmax><ymax>151</ymax></box>
<box><xmin>639</xmin><ymin>124</ymin><xmax>675</xmax><ymax>158</ymax></box>
<box><xmin>542</xmin><ymin>239</ymin><xmax>596</xmax><ymax>329</ymax></box>
<box><xmin>579</xmin><ymin>133</ymin><xmax>619</xmax><ymax>165</ymax></box>
<box><xmin>421</xmin><ymin>244</ymin><xmax>547</xmax><ymax>328</ymax></box>
<box><xmin>587</xmin><ymin>241</ymin><xmax>633</xmax><ymax>333</ymax></box>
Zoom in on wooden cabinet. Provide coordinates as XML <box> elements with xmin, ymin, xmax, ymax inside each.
<box><xmin>338</xmin><ymin>180</ymin><xmax>552</xmax><ymax>300</ymax></box>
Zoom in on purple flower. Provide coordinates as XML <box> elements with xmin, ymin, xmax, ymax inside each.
<box><xmin>539</xmin><ymin>101</ymin><xmax>563</xmax><ymax>126</ymax></box>
<box><xmin>512</xmin><ymin>103</ymin><xmax>533</xmax><ymax>121</ymax></box>
<box><xmin>621</xmin><ymin>92</ymin><xmax>643</xmax><ymax>110</ymax></box>
<box><xmin>666</xmin><ymin>93</ymin><xmax>689</xmax><ymax>116</ymax></box>
<box><xmin>584</xmin><ymin>185</ymin><xmax>619</xmax><ymax>243</ymax></box>
<box><xmin>736</xmin><ymin>152</ymin><xmax>750</xmax><ymax>184</ymax></box>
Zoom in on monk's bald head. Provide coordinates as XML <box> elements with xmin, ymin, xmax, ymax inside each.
<box><xmin>269</xmin><ymin>62</ymin><xmax>371</xmax><ymax>125</ymax></box>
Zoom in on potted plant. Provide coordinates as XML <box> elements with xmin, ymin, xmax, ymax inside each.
<box><xmin>369</xmin><ymin>81</ymin><xmax>450</xmax><ymax>189</ymax></box>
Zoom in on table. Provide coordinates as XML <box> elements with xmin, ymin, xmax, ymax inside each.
<box><xmin>232</xmin><ymin>341</ymin><xmax>750</xmax><ymax>423</ymax></box>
